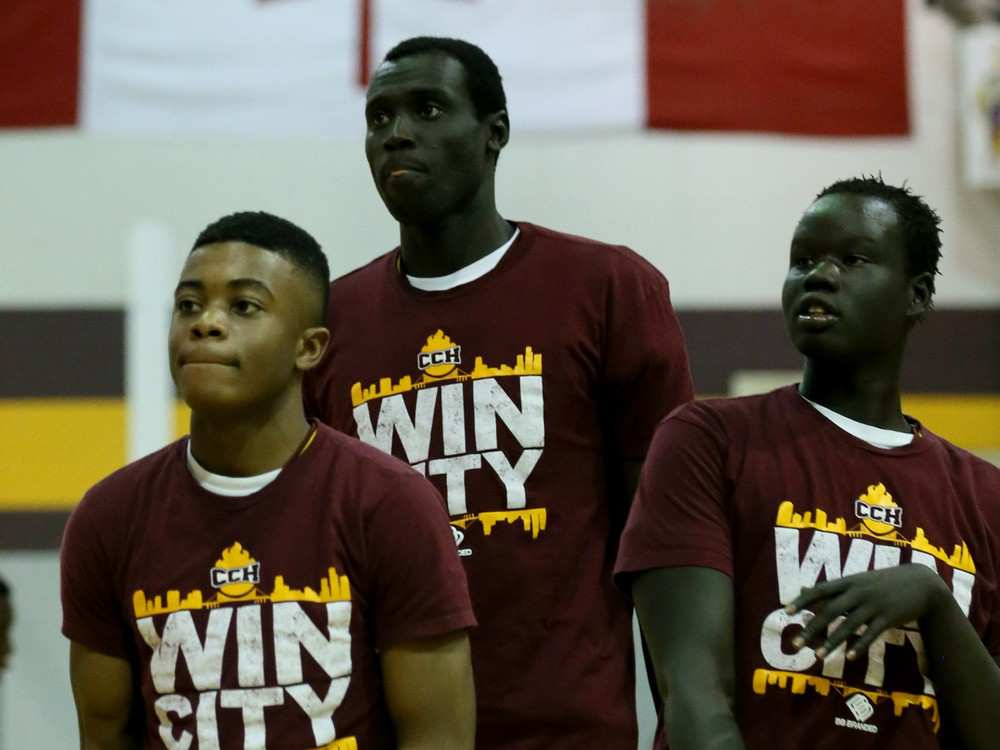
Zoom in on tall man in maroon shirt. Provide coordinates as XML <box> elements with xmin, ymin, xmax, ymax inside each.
<box><xmin>616</xmin><ymin>177</ymin><xmax>1000</xmax><ymax>750</ymax></box>
<box><xmin>305</xmin><ymin>37</ymin><xmax>694</xmax><ymax>748</ymax></box>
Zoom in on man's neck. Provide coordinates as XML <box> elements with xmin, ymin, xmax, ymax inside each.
<box><xmin>188</xmin><ymin>388</ymin><xmax>311</xmax><ymax>476</ymax></box>
<box><xmin>799</xmin><ymin>354</ymin><xmax>909</xmax><ymax>432</ymax></box>
<box><xmin>399</xmin><ymin>207</ymin><xmax>514</xmax><ymax>278</ymax></box>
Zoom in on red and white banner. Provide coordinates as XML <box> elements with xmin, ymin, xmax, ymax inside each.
<box><xmin>1</xmin><ymin>0</ymin><xmax>908</xmax><ymax>136</ymax></box>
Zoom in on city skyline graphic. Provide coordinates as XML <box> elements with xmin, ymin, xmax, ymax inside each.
<box><xmin>351</xmin><ymin>330</ymin><xmax>543</xmax><ymax>407</ymax></box>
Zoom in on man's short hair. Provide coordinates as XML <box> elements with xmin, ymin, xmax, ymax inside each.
<box><xmin>192</xmin><ymin>211</ymin><xmax>330</xmax><ymax>324</ymax></box>
<box><xmin>816</xmin><ymin>175</ymin><xmax>943</xmax><ymax>304</ymax></box>
<box><xmin>384</xmin><ymin>36</ymin><xmax>507</xmax><ymax>120</ymax></box>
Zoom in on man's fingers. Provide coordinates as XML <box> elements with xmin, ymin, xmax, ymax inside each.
<box><xmin>792</xmin><ymin>589</ymin><xmax>863</xmax><ymax>650</ymax></box>
<box><xmin>817</xmin><ymin>606</ymin><xmax>875</xmax><ymax>659</ymax></box>
<box><xmin>786</xmin><ymin>578</ymin><xmax>849</xmax><ymax>614</ymax></box>
<box><xmin>846</xmin><ymin>616</ymin><xmax>891</xmax><ymax>660</ymax></box>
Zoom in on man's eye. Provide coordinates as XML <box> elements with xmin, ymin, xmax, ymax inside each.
<box><xmin>175</xmin><ymin>299</ymin><xmax>199</xmax><ymax>313</ymax></box>
<box><xmin>233</xmin><ymin>300</ymin><xmax>261</xmax><ymax>315</ymax></box>
<box><xmin>420</xmin><ymin>103</ymin><xmax>442</xmax><ymax>118</ymax></box>
<box><xmin>792</xmin><ymin>256</ymin><xmax>814</xmax><ymax>269</ymax></box>
<box><xmin>369</xmin><ymin>111</ymin><xmax>389</xmax><ymax>127</ymax></box>
<box><xmin>845</xmin><ymin>255</ymin><xmax>869</xmax><ymax>266</ymax></box>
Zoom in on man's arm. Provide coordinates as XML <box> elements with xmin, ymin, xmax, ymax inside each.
<box><xmin>69</xmin><ymin>641</ymin><xmax>138</xmax><ymax>750</ymax></box>
<box><xmin>381</xmin><ymin>630</ymin><xmax>475</xmax><ymax>750</ymax></box>
<box><xmin>632</xmin><ymin>566</ymin><xmax>745</xmax><ymax>750</ymax></box>
<box><xmin>790</xmin><ymin>564</ymin><xmax>1000</xmax><ymax>750</ymax></box>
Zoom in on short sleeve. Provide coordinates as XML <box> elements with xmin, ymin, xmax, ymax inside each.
<box><xmin>602</xmin><ymin>267</ymin><xmax>694</xmax><ymax>461</ymax></box>
<box><xmin>60</xmin><ymin>491</ymin><xmax>132</xmax><ymax>659</ymax></box>
<box><xmin>367</xmin><ymin>473</ymin><xmax>476</xmax><ymax>648</ymax></box>
<box><xmin>614</xmin><ymin>406</ymin><xmax>734</xmax><ymax>590</ymax></box>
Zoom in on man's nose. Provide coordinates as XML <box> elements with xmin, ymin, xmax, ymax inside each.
<box><xmin>190</xmin><ymin>308</ymin><xmax>227</xmax><ymax>338</ymax></box>
<box><xmin>803</xmin><ymin>257</ymin><xmax>841</xmax><ymax>289</ymax></box>
<box><xmin>384</xmin><ymin>114</ymin><xmax>415</xmax><ymax>150</ymax></box>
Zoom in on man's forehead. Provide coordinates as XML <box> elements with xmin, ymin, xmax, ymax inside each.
<box><xmin>367</xmin><ymin>52</ymin><xmax>467</xmax><ymax>98</ymax></box>
<box><xmin>182</xmin><ymin>242</ymin><xmax>293</xmax><ymax>281</ymax></box>
<box><xmin>798</xmin><ymin>194</ymin><xmax>900</xmax><ymax>238</ymax></box>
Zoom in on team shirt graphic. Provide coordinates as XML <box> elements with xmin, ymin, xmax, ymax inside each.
<box><xmin>133</xmin><ymin>542</ymin><xmax>357</xmax><ymax>750</ymax></box>
<box><xmin>758</xmin><ymin>483</ymin><xmax>973</xmax><ymax>735</ymax></box>
<box><xmin>350</xmin><ymin>330</ymin><xmax>547</xmax><ymax>553</ymax></box>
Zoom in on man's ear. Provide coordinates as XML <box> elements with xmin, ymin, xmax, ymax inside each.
<box><xmin>296</xmin><ymin>327</ymin><xmax>331</xmax><ymax>372</ymax></box>
<box><xmin>907</xmin><ymin>272</ymin><xmax>933</xmax><ymax>320</ymax></box>
<box><xmin>487</xmin><ymin>110</ymin><xmax>509</xmax><ymax>157</ymax></box>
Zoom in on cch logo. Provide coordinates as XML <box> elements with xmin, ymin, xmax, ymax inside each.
<box><xmin>417</xmin><ymin>330</ymin><xmax>462</xmax><ymax>378</ymax></box>
<box><xmin>209</xmin><ymin>542</ymin><xmax>262</xmax><ymax>598</ymax></box>
<box><xmin>854</xmin><ymin>483</ymin><xmax>903</xmax><ymax>535</ymax></box>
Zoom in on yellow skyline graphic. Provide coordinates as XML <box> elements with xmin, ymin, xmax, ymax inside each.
<box><xmin>313</xmin><ymin>737</ymin><xmax>357</xmax><ymax>750</ymax></box>
<box><xmin>775</xmin><ymin>500</ymin><xmax>976</xmax><ymax>575</ymax></box>
<box><xmin>752</xmin><ymin>668</ymin><xmax>940</xmax><ymax>732</ymax></box>
<box><xmin>451</xmin><ymin>508</ymin><xmax>547</xmax><ymax>540</ymax></box>
<box><xmin>132</xmin><ymin>567</ymin><xmax>352</xmax><ymax>618</ymax></box>
<box><xmin>351</xmin><ymin>343</ymin><xmax>543</xmax><ymax>407</ymax></box>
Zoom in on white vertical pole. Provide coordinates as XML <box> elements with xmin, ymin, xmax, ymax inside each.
<box><xmin>125</xmin><ymin>220</ymin><xmax>176</xmax><ymax>462</ymax></box>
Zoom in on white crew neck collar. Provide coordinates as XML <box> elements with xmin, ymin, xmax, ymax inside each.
<box><xmin>406</xmin><ymin>228</ymin><xmax>519</xmax><ymax>292</ymax></box>
<box><xmin>800</xmin><ymin>394</ymin><xmax>914</xmax><ymax>449</ymax></box>
<box><xmin>186</xmin><ymin>440</ymin><xmax>282</xmax><ymax>498</ymax></box>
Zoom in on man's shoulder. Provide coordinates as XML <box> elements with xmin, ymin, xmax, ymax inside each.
<box><xmin>328</xmin><ymin>249</ymin><xmax>396</xmax><ymax>300</ymax></box>
<box><xmin>519</xmin><ymin>221</ymin><xmax>665</xmax><ymax>282</ymax></box>
<box><xmin>666</xmin><ymin>388</ymin><xmax>791</xmax><ymax>431</ymax></box>
<box><xmin>69</xmin><ymin>440</ymin><xmax>185</xmax><ymax>530</ymax></box>
<box><xmin>923</xmin><ymin>429</ymin><xmax>1000</xmax><ymax>488</ymax></box>
<box><xmin>313</xmin><ymin>423</ymin><xmax>434</xmax><ymax>488</ymax></box>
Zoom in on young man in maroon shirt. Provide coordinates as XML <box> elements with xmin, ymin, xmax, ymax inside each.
<box><xmin>61</xmin><ymin>211</ymin><xmax>476</xmax><ymax>749</ymax></box>
<box><xmin>616</xmin><ymin>177</ymin><xmax>1000</xmax><ymax>749</ymax></box>
<box><xmin>304</xmin><ymin>37</ymin><xmax>693</xmax><ymax>749</ymax></box>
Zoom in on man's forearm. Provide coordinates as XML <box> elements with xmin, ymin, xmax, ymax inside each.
<box><xmin>663</xmin><ymin>687</ymin><xmax>746</xmax><ymax>750</ymax></box>
<box><xmin>921</xmin><ymin>586</ymin><xmax>1000</xmax><ymax>750</ymax></box>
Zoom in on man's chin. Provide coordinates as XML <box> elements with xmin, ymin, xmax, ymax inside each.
<box><xmin>181</xmin><ymin>388</ymin><xmax>250</xmax><ymax>418</ymax></box>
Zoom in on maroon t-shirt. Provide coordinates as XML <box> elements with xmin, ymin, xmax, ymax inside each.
<box><xmin>615</xmin><ymin>385</ymin><xmax>1000</xmax><ymax>749</ymax></box>
<box><xmin>61</xmin><ymin>423</ymin><xmax>475</xmax><ymax>750</ymax></box>
<box><xmin>304</xmin><ymin>221</ymin><xmax>694</xmax><ymax>748</ymax></box>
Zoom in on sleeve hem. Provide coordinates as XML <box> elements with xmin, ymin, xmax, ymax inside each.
<box><xmin>61</xmin><ymin>625</ymin><xmax>131</xmax><ymax>661</ymax></box>
<box><xmin>614</xmin><ymin>549</ymin><xmax>734</xmax><ymax>594</ymax></box>
<box><xmin>376</xmin><ymin>608</ymin><xmax>477</xmax><ymax>649</ymax></box>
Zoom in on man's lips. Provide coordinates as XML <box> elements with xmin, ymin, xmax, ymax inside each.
<box><xmin>383</xmin><ymin>162</ymin><xmax>427</xmax><ymax>179</ymax></box>
<box><xmin>179</xmin><ymin>355</ymin><xmax>238</xmax><ymax>367</ymax></box>
<box><xmin>795</xmin><ymin>295</ymin><xmax>840</xmax><ymax>322</ymax></box>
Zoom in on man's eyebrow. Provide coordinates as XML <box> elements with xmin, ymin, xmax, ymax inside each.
<box><xmin>174</xmin><ymin>278</ymin><xmax>274</xmax><ymax>296</ymax></box>
<box><xmin>228</xmin><ymin>278</ymin><xmax>275</xmax><ymax>297</ymax></box>
<box><xmin>367</xmin><ymin>86</ymin><xmax>450</xmax><ymax>107</ymax></box>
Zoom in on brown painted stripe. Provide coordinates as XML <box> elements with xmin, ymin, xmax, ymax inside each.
<box><xmin>3</xmin><ymin>308</ymin><xmax>996</xmax><ymax>397</ymax></box>
<box><xmin>1</xmin><ymin>309</ymin><xmax>123</xmax><ymax>397</ymax></box>
<box><xmin>0</xmin><ymin>511</ymin><xmax>69</xmax><ymax>550</ymax></box>
<box><xmin>676</xmin><ymin>309</ymin><xmax>1000</xmax><ymax>394</ymax></box>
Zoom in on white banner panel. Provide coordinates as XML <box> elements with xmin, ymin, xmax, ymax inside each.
<box><xmin>371</xmin><ymin>0</ymin><xmax>645</xmax><ymax>132</ymax></box>
<box><xmin>959</xmin><ymin>24</ymin><xmax>1000</xmax><ymax>188</ymax></box>
<box><xmin>81</xmin><ymin>0</ymin><xmax>365</xmax><ymax>137</ymax></box>
<box><xmin>79</xmin><ymin>0</ymin><xmax>642</xmax><ymax>137</ymax></box>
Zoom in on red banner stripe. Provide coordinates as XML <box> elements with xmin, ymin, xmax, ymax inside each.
<box><xmin>0</xmin><ymin>0</ymin><xmax>81</xmax><ymax>127</ymax></box>
<box><xmin>646</xmin><ymin>0</ymin><xmax>909</xmax><ymax>136</ymax></box>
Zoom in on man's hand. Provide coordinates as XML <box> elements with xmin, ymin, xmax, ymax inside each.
<box><xmin>787</xmin><ymin>564</ymin><xmax>951</xmax><ymax>660</ymax></box>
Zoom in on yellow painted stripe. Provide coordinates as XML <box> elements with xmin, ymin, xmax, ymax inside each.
<box><xmin>901</xmin><ymin>395</ymin><xmax>1000</xmax><ymax>449</ymax></box>
<box><xmin>0</xmin><ymin>396</ymin><xmax>997</xmax><ymax>511</ymax></box>
<box><xmin>1</xmin><ymin>399</ymin><xmax>190</xmax><ymax>510</ymax></box>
